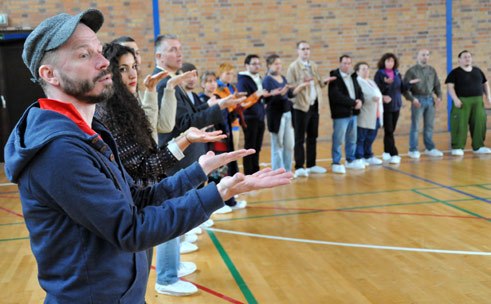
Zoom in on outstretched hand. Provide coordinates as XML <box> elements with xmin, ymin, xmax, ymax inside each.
<box><xmin>216</xmin><ymin>168</ymin><xmax>293</xmax><ymax>201</ymax></box>
<box><xmin>184</xmin><ymin>126</ymin><xmax>227</xmax><ymax>144</ymax></box>
<box><xmin>143</xmin><ymin>71</ymin><xmax>170</xmax><ymax>91</ymax></box>
<box><xmin>167</xmin><ymin>70</ymin><xmax>197</xmax><ymax>89</ymax></box>
<box><xmin>199</xmin><ymin>149</ymin><xmax>256</xmax><ymax>175</ymax></box>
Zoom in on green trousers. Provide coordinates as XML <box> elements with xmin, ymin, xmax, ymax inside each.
<box><xmin>450</xmin><ymin>96</ymin><xmax>487</xmax><ymax>150</ymax></box>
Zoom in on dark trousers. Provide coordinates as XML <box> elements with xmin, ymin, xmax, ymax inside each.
<box><xmin>356</xmin><ymin>120</ymin><xmax>380</xmax><ymax>159</ymax></box>
<box><xmin>293</xmin><ymin>101</ymin><xmax>319</xmax><ymax>169</ymax></box>
<box><xmin>383</xmin><ymin>110</ymin><xmax>400</xmax><ymax>156</ymax></box>
<box><xmin>242</xmin><ymin>118</ymin><xmax>265</xmax><ymax>175</ymax></box>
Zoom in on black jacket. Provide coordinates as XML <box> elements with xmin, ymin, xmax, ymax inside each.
<box><xmin>328</xmin><ymin>69</ymin><xmax>364</xmax><ymax>119</ymax></box>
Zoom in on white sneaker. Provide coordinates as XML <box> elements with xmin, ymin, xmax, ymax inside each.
<box><xmin>332</xmin><ymin>164</ymin><xmax>346</xmax><ymax>174</ymax></box>
<box><xmin>345</xmin><ymin>159</ymin><xmax>365</xmax><ymax>170</ymax></box>
<box><xmin>365</xmin><ymin>157</ymin><xmax>383</xmax><ymax>165</ymax></box>
<box><xmin>155</xmin><ymin>280</ymin><xmax>198</xmax><ymax>296</ymax></box>
<box><xmin>178</xmin><ymin>261</ymin><xmax>197</xmax><ymax>277</ymax></box>
<box><xmin>389</xmin><ymin>155</ymin><xmax>401</xmax><ymax>164</ymax></box>
<box><xmin>200</xmin><ymin>219</ymin><xmax>214</xmax><ymax>228</ymax></box>
<box><xmin>188</xmin><ymin>227</ymin><xmax>202</xmax><ymax>235</ymax></box>
<box><xmin>424</xmin><ymin>149</ymin><xmax>443</xmax><ymax>157</ymax></box>
<box><xmin>307</xmin><ymin>165</ymin><xmax>327</xmax><ymax>174</ymax></box>
<box><xmin>408</xmin><ymin>151</ymin><xmax>421</xmax><ymax>159</ymax></box>
<box><xmin>213</xmin><ymin>205</ymin><xmax>232</xmax><ymax>214</ymax></box>
<box><xmin>294</xmin><ymin>168</ymin><xmax>309</xmax><ymax>178</ymax></box>
<box><xmin>382</xmin><ymin>152</ymin><xmax>391</xmax><ymax>161</ymax></box>
<box><xmin>473</xmin><ymin>147</ymin><xmax>491</xmax><ymax>154</ymax></box>
<box><xmin>451</xmin><ymin>149</ymin><xmax>464</xmax><ymax>156</ymax></box>
<box><xmin>231</xmin><ymin>200</ymin><xmax>247</xmax><ymax>210</ymax></box>
<box><xmin>180</xmin><ymin>241</ymin><xmax>198</xmax><ymax>254</ymax></box>
<box><xmin>183</xmin><ymin>233</ymin><xmax>198</xmax><ymax>243</ymax></box>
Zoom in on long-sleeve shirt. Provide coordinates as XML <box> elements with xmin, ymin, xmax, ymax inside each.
<box><xmin>403</xmin><ymin>64</ymin><xmax>442</xmax><ymax>101</ymax></box>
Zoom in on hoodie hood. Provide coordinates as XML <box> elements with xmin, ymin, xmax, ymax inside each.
<box><xmin>4</xmin><ymin>102</ymin><xmax>97</xmax><ymax>183</ymax></box>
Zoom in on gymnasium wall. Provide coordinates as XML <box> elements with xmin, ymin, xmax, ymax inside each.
<box><xmin>2</xmin><ymin>0</ymin><xmax>490</xmax><ymax>142</ymax></box>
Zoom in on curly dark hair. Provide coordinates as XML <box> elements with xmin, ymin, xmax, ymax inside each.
<box><xmin>377</xmin><ymin>53</ymin><xmax>399</xmax><ymax>70</ymax></box>
<box><xmin>102</xmin><ymin>43</ymin><xmax>155</xmax><ymax>151</ymax></box>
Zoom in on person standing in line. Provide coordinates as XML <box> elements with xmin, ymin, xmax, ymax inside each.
<box><xmin>374</xmin><ymin>52</ymin><xmax>419</xmax><ymax>164</ymax></box>
<box><xmin>95</xmin><ymin>44</ymin><xmax>227</xmax><ymax>294</ymax></box>
<box><xmin>328</xmin><ymin>55</ymin><xmax>364</xmax><ymax>174</ymax></box>
<box><xmin>445</xmin><ymin>50</ymin><xmax>491</xmax><ymax>156</ymax></box>
<box><xmin>354</xmin><ymin>62</ymin><xmax>384</xmax><ymax>166</ymax></box>
<box><xmin>237</xmin><ymin>54</ymin><xmax>268</xmax><ymax>175</ymax></box>
<box><xmin>286</xmin><ymin>41</ymin><xmax>334</xmax><ymax>177</ymax></box>
<box><xmin>263</xmin><ymin>54</ymin><xmax>309</xmax><ymax>172</ymax></box>
<box><xmin>403</xmin><ymin>49</ymin><xmax>444</xmax><ymax>159</ymax></box>
<box><xmin>4</xmin><ymin>9</ymin><xmax>294</xmax><ymax>302</ymax></box>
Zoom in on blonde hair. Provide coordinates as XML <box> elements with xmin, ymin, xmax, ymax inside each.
<box><xmin>217</xmin><ymin>63</ymin><xmax>234</xmax><ymax>76</ymax></box>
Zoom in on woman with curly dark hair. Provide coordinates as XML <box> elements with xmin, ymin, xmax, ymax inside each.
<box><xmin>95</xmin><ymin>43</ymin><xmax>228</xmax><ymax>296</ymax></box>
<box><xmin>374</xmin><ymin>53</ymin><xmax>419</xmax><ymax>164</ymax></box>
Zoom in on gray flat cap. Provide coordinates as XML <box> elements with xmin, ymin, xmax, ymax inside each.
<box><xmin>22</xmin><ymin>9</ymin><xmax>104</xmax><ymax>82</ymax></box>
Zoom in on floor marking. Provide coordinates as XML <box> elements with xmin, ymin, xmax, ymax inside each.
<box><xmin>208</xmin><ymin>228</ymin><xmax>491</xmax><ymax>256</ymax></box>
<box><xmin>0</xmin><ymin>183</ymin><xmax>15</xmax><ymax>187</ymax></box>
<box><xmin>150</xmin><ymin>265</ymin><xmax>245</xmax><ymax>303</ymax></box>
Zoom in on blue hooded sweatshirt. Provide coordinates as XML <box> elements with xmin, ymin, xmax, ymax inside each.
<box><xmin>3</xmin><ymin>101</ymin><xmax>224</xmax><ymax>303</ymax></box>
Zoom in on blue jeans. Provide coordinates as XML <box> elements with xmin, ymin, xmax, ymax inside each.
<box><xmin>356</xmin><ymin>120</ymin><xmax>380</xmax><ymax>159</ymax></box>
<box><xmin>270</xmin><ymin>112</ymin><xmax>294</xmax><ymax>172</ymax></box>
<box><xmin>331</xmin><ymin>116</ymin><xmax>357</xmax><ymax>164</ymax></box>
<box><xmin>409</xmin><ymin>95</ymin><xmax>435</xmax><ymax>151</ymax></box>
<box><xmin>155</xmin><ymin>237</ymin><xmax>180</xmax><ymax>285</ymax></box>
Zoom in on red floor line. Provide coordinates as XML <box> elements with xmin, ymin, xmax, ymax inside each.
<box><xmin>247</xmin><ymin>205</ymin><xmax>487</xmax><ymax>220</ymax></box>
<box><xmin>0</xmin><ymin>206</ymin><xmax>24</xmax><ymax>218</ymax></box>
<box><xmin>150</xmin><ymin>266</ymin><xmax>244</xmax><ymax>303</ymax></box>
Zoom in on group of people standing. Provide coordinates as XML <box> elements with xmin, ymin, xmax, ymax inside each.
<box><xmin>5</xmin><ymin>8</ymin><xmax>491</xmax><ymax>303</ymax></box>
<box><xmin>326</xmin><ymin>49</ymin><xmax>491</xmax><ymax>174</ymax></box>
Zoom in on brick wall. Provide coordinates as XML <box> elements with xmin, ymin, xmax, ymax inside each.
<box><xmin>2</xmin><ymin>0</ymin><xmax>490</xmax><ymax>142</ymax></box>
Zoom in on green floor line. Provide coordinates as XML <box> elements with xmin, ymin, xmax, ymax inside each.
<box><xmin>337</xmin><ymin>200</ymin><xmax>438</xmax><ymax>210</ymax></box>
<box><xmin>412</xmin><ymin>189</ymin><xmax>490</xmax><ymax>222</ymax></box>
<box><xmin>207</xmin><ymin>230</ymin><xmax>257</xmax><ymax>304</ymax></box>
<box><xmin>0</xmin><ymin>236</ymin><xmax>29</xmax><ymax>242</ymax></box>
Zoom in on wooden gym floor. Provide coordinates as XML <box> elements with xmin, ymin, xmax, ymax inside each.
<box><xmin>1</xmin><ymin>131</ymin><xmax>491</xmax><ymax>303</ymax></box>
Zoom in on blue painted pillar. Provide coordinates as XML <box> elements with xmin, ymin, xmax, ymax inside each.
<box><xmin>446</xmin><ymin>0</ymin><xmax>452</xmax><ymax>130</ymax></box>
<box><xmin>152</xmin><ymin>0</ymin><xmax>160</xmax><ymax>41</ymax></box>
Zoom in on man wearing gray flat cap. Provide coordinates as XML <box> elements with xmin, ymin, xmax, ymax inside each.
<box><xmin>3</xmin><ymin>9</ymin><xmax>293</xmax><ymax>303</ymax></box>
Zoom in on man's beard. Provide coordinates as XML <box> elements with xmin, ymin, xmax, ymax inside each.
<box><xmin>60</xmin><ymin>70</ymin><xmax>114</xmax><ymax>104</ymax></box>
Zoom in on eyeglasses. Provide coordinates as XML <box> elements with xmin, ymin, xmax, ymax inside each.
<box><xmin>249</xmin><ymin>62</ymin><xmax>261</xmax><ymax>66</ymax></box>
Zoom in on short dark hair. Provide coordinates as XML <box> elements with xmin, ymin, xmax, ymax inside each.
<box><xmin>339</xmin><ymin>54</ymin><xmax>351</xmax><ymax>62</ymax></box>
<box><xmin>354</xmin><ymin>61</ymin><xmax>369</xmax><ymax>73</ymax></box>
<box><xmin>266</xmin><ymin>54</ymin><xmax>280</xmax><ymax>67</ymax></box>
<box><xmin>377</xmin><ymin>52</ymin><xmax>399</xmax><ymax>70</ymax></box>
<box><xmin>111</xmin><ymin>36</ymin><xmax>136</xmax><ymax>44</ymax></box>
<box><xmin>458</xmin><ymin>50</ymin><xmax>470</xmax><ymax>58</ymax></box>
<box><xmin>201</xmin><ymin>71</ymin><xmax>216</xmax><ymax>83</ymax></box>
<box><xmin>296</xmin><ymin>40</ymin><xmax>308</xmax><ymax>49</ymax></box>
<box><xmin>244</xmin><ymin>54</ymin><xmax>260</xmax><ymax>65</ymax></box>
<box><xmin>181</xmin><ymin>62</ymin><xmax>197</xmax><ymax>74</ymax></box>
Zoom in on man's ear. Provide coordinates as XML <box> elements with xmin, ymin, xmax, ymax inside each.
<box><xmin>38</xmin><ymin>65</ymin><xmax>60</xmax><ymax>86</ymax></box>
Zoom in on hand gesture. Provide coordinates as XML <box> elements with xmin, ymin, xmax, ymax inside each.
<box><xmin>323</xmin><ymin>76</ymin><xmax>337</xmax><ymax>84</ymax></box>
<box><xmin>167</xmin><ymin>70</ymin><xmax>197</xmax><ymax>89</ymax></box>
<box><xmin>143</xmin><ymin>71</ymin><xmax>169</xmax><ymax>92</ymax></box>
<box><xmin>354</xmin><ymin>99</ymin><xmax>362</xmax><ymax>110</ymax></box>
<box><xmin>218</xmin><ymin>94</ymin><xmax>246</xmax><ymax>110</ymax></box>
<box><xmin>207</xmin><ymin>95</ymin><xmax>219</xmax><ymax>107</ymax></box>
<box><xmin>412</xmin><ymin>98</ymin><xmax>421</xmax><ymax>108</ymax></box>
<box><xmin>453</xmin><ymin>98</ymin><xmax>462</xmax><ymax>109</ymax></box>
<box><xmin>434</xmin><ymin>97</ymin><xmax>442</xmax><ymax>109</ymax></box>
<box><xmin>199</xmin><ymin>149</ymin><xmax>256</xmax><ymax>176</ymax></box>
<box><xmin>216</xmin><ymin>168</ymin><xmax>293</xmax><ymax>201</ymax></box>
<box><xmin>184</xmin><ymin>126</ymin><xmax>227</xmax><ymax>144</ymax></box>
<box><xmin>384</xmin><ymin>77</ymin><xmax>394</xmax><ymax>84</ymax></box>
<box><xmin>382</xmin><ymin>95</ymin><xmax>392</xmax><ymax>103</ymax></box>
